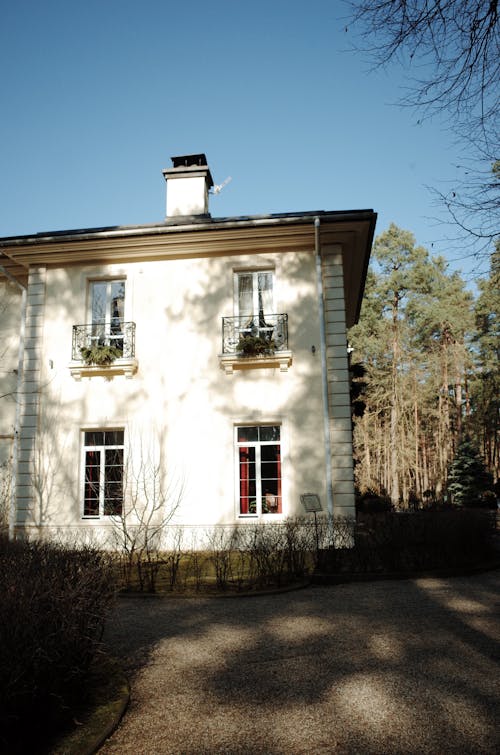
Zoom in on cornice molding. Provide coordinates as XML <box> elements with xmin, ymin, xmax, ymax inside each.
<box><xmin>4</xmin><ymin>223</ymin><xmax>319</xmax><ymax>267</ymax></box>
<box><xmin>0</xmin><ymin>218</ymin><xmax>375</xmax><ymax>267</ymax></box>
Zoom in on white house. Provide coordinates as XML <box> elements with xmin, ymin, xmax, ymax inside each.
<box><xmin>0</xmin><ymin>154</ymin><xmax>376</xmax><ymax>544</ymax></box>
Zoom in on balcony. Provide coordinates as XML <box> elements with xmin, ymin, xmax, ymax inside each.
<box><xmin>69</xmin><ymin>322</ymin><xmax>138</xmax><ymax>380</ymax></box>
<box><xmin>219</xmin><ymin>314</ymin><xmax>292</xmax><ymax>374</ymax></box>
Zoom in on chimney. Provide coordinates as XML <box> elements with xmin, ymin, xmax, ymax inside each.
<box><xmin>163</xmin><ymin>153</ymin><xmax>214</xmax><ymax>218</ymax></box>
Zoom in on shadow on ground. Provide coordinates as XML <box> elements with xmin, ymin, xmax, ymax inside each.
<box><xmin>99</xmin><ymin>571</ymin><xmax>500</xmax><ymax>753</ymax></box>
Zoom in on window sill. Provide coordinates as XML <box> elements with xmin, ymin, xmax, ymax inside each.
<box><xmin>238</xmin><ymin>513</ymin><xmax>284</xmax><ymax>520</ymax></box>
<box><xmin>219</xmin><ymin>350</ymin><xmax>292</xmax><ymax>375</ymax></box>
<box><xmin>69</xmin><ymin>357</ymin><xmax>138</xmax><ymax>380</ymax></box>
<box><xmin>82</xmin><ymin>515</ymin><xmax>122</xmax><ymax>520</ymax></box>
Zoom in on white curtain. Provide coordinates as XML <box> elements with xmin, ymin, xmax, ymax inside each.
<box><xmin>238</xmin><ymin>274</ymin><xmax>254</xmax><ymax>324</ymax></box>
<box><xmin>258</xmin><ymin>272</ymin><xmax>273</xmax><ymax>314</ymax></box>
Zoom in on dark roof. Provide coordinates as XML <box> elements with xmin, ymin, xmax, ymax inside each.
<box><xmin>0</xmin><ymin>209</ymin><xmax>376</xmax><ymax>247</ymax></box>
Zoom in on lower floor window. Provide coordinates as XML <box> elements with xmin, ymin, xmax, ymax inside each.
<box><xmin>236</xmin><ymin>425</ymin><xmax>282</xmax><ymax>515</ymax></box>
<box><xmin>83</xmin><ymin>429</ymin><xmax>124</xmax><ymax>517</ymax></box>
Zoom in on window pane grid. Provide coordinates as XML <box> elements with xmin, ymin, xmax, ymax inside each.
<box><xmin>83</xmin><ymin>430</ymin><xmax>124</xmax><ymax>518</ymax></box>
<box><xmin>236</xmin><ymin>425</ymin><xmax>281</xmax><ymax>516</ymax></box>
<box><xmin>236</xmin><ymin>271</ymin><xmax>274</xmax><ymax>323</ymax></box>
<box><xmin>89</xmin><ymin>280</ymin><xmax>125</xmax><ymax>350</ymax></box>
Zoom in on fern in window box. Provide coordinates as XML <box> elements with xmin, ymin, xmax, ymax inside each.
<box><xmin>80</xmin><ymin>344</ymin><xmax>123</xmax><ymax>366</ymax></box>
<box><xmin>237</xmin><ymin>334</ymin><xmax>276</xmax><ymax>356</ymax></box>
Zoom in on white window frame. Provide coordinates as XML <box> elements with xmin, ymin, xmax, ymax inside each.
<box><xmin>235</xmin><ymin>424</ymin><xmax>283</xmax><ymax>518</ymax></box>
<box><xmin>81</xmin><ymin>429</ymin><xmax>124</xmax><ymax>518</ymax></box>
<box><xmin>88</xmin><ymin>278</ymin><xmax>126</xmax><ymax>323</ymax></box>
<box><xmin>87</xmin><ymin>278</ymin><xmax>126</xmax><ymax>350</ymax></box>
<box><xmin>233</xmin><ymin>270</ymin><xmax>275</xmax><ymax>317</ymax></box>
<box><xmin>233</xmin><ymin>270</ymin><xmax>276</xmax><ymax>346</ymax></box>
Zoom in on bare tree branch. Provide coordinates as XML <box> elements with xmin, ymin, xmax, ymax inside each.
<box><xmin>347</xmin><ymin>1</ymin><xmax>499</xmax><ymax>255</ymax></box>
<box><xmin>349</xmin><ymin>1</ymin><xmax>499</xmax><ymax>139</ymax></box>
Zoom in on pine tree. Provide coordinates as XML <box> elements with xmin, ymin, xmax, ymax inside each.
<box><xmin>350</xmin><ymin>224</ymin><xmax>476</xmax><ymax>505</ymax></box>
<box><xmin>407</xmin><ymin>257</ymin><xmax>473</xmax><ymax>480</ymax></box>
<box><xmin>470</xmin><ymin>243</ymin><xmax>500</xmax><ymax>480</ymax></box>
<box><xmin>447</xmin><ymin>437</ymin><xmax>493</xmax><ymax>506</ymax></box>
<box><xmin>369</xmin><ymin>224</ymin><xmax>428</xmax><ymax>505</ymax></box>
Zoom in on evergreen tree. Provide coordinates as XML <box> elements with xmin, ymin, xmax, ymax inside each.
<box><xmin>470</xmin><ymin>243</ymin><xmax>500</xmax><ymax>480</ymax></box>
<box><xmin>350</xmin><ymin>223</ymin><xmax>476</xmax><ymax>505</ymax></box>
<box><xmin>407</xmin><ymin>257</ymin><xmax>473</xmax><ymax>475</ymax></box>
<box><xmin>447</xmin><ymin>437</ymin><xmax>494</xmax><ymax>506</ymax></box>
<box><xmin>369</xmin><ymin>224</ymin><xmax>428</xmax><ymax>505</ymax></box>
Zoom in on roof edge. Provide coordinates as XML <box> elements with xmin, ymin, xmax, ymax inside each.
<box><xmin>0</xmin><ymin>209</ymin><xmax>376</xmax><ymax>248</ymax></box>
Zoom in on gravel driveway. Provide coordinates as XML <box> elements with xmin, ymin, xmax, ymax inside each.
<box><xmin>100</xmin><ymin>571</ymin><xmax>500</xmax><ymax>754</ymax></box>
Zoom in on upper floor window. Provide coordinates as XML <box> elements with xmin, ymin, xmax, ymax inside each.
<box><xmin>90</xmin><ymin>279</ymin><xmax>126</xmax><ymax>353</ymax></box>
<box><xmin>71</xmin><ymin>278</ymin><xmax>137</xmax><ymax>378</ymax></box>
<box><xmin>220</xmin><ymin>270</ymin><xmax>291</xmax><ymax>371</ymax></box>
<box><xmin>235</xmin><ymin>271</ymin><xmax>274</xmax><ymax>324</ymax></box>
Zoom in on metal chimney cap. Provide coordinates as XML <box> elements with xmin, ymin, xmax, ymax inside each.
<box><xmin>164</xmin><ymin>154</ymin><xmax>214</xmax><ymax>189</ymax></box>
<box><xmin>170</xmin><ymin>154</ymin><xmax>208</xmax><ymax>168</ymax></box>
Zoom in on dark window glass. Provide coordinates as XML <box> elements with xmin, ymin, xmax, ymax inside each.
<box><xmin>239</xmin><ymin>447</ymin><xmax>256</xmax><ymax>476</ymax></box>
<box><xmin>104</xmin><ymin>496</ymin><xmax>122</xmax><ymax>516</ymax></box>
<box><xmin>237</xmin><ymin>426</ymin><xmax>258</xmax><ymax>443</ymax></box>
<box><xmin>84</xmin><ymin>498</ymin><xmax>99</xmax><ymax>516</ymax></box>
<box><xmin>261</xmin><ymin>444</ymin><xmax>280</xmax><ymax>462</ymax></box>
<box><xmin>104</xmin><ymin>431</ymin><xmax>124</xmax><ymax>446</ymax></box>
<box><xmin>261</xmin><ymin>463</ymin><xmax>278</xmax><ymax>480</ymax></box>
<box><xmin>85</xmin><ymin>431</ymin><xmax>104</xmax><ymax>446</ymax></box>
<box><xmin>259</xmin><ymin>426</ymin><xmax>280</xmax><ymax>442</ymax></box>
<box><xmin>105</xmin><ymin>448</ymin><xmax>123</xmax><ymax>469</ymax></box>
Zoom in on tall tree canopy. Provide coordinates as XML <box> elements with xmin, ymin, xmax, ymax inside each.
<box><xmin>469</xmin><ymin>243</ymin><xmax>500</xmax><ymax>475</ymax></box>
<box><xmin>348</xmin><ymin>223</ymin><xmax>497</xmax><ymax>507</ymax></box>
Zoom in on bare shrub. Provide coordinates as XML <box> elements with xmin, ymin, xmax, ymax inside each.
<box><xmin>229</xmin><ymin>528</ymin><xmax>253</xmax><ymax>590</ymax></box>
<box><xmin>207</xmin><ymin>526</ymin><xmax>239</xmax><ymax>590</ymax></box>
<box><xmin>184</xmin><ymin>543</ymin><xmax>207</xmax><ymax>592</ymax></box>
<box><xmin>282</xmin><ymin>517</ymin><xmax>316</xmax><ymax>577</ymax></box>
<box><xmin>112</xmin><ymin>441</ymin><xmax>183</xmax><ymax>592</ymax></box>
<box><xmin>0</xmin><ymin>461</ymin><xmax>10</xmax><ymax>534</ymax></box>
<box><xmin>163</xmin><ymin>527</ymin><xmax>184</xmax><ymax>590</ymax></box>
<box><xmin>0</xmin><ymin>536</ymin><xmax>114</xmax><ymax>751</ymax></box>
<box><xmin>245</xmin><ymin>523</ymin><xmax>289</xmax><ymax>586</ymax></box>
<box><xmin>325</xmin><ymin>509</ymin><xmax>497</xmax><ymax>574</ymax></box>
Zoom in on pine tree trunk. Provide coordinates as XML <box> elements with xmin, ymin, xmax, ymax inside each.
<box><xmin>414</xmin><ymin>396</ymin><xmax>420</xmax><ymax>496</ymax></box>
<box><xmin>390</xmin><ymin>293</ymin><xmax>400</xmax><ymax>506</ymax></box>
<box><xmin>454</xmin><ymin>345</ymin><xmax>464</xmax><ymax>444</ymax></box>
<box><xmin>422</xmin><ymin>437</ymin><xmax>429</xmax><ymax>495</ymax></box>
<box><xmin>441</xmin><ymin>339</ymin><xmax>451</xmax><ymax>482</ymax></box>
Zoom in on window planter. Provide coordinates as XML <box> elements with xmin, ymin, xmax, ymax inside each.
<box><xmin>236</xmin><ymin>334</ymin><xmax>277</xmax><ymax>356</ymax></box>
<box><xmin>80</xmin><ymin>344</ymin><xmax>123</xmax><ymax>366</ymax></box>
<box><xmin>70</xmin><ymin>322</ymin><xmax>138</xmax><ymax>379</ymax></box>
<box><xmin>220</xmin><ymin>313</ymin><xmax>292</xmax><ymax>373</ymax></box>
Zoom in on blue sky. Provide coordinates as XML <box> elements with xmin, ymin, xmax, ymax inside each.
<box><xmin>0</xmin><ymin>0</ymin><xmax>487</xmax><ymax>281</ymax></box>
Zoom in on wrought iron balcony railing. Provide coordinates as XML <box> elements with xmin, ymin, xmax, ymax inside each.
<box><xmin>222</xmin><ymin>314</ymin><xmax>288</xmax><ymax>355</ymax></box>
<box><xmin>72</xmin><ymin>322</ymin><xmax>136</xmax><ymax>361</ymax></box>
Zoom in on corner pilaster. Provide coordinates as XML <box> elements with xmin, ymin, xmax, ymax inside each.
<box><xmin>15</xmin><ymin>266</ymin><xmax>46</xmax><ymax>530</ymax></box>
<box><xmin>321</xmin><ymin>248</ymin><xmax>355</xmax><ymax>518</ymax></box>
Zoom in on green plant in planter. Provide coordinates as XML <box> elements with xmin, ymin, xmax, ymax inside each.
<box><xmin>80</xmin><ymin>344</ymin><xmax>123</xmax><ymax>366</ymax></box>
<box><xmin>237</xmin><ymin>334</ymin><xmax>276</xmax><ymax>356</ymax></box>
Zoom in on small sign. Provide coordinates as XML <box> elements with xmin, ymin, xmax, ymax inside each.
<box><xmin>300</xmin><ymin>494</ymin><xmax>322</xmax><ymax>513</ymax></box>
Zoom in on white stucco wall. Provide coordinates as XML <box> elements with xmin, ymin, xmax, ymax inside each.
<box><xmin>0</xmin><ymin>279</ymin><xmax>22</xmax><ymax>527</ymax></box>
<box><xmin>18</xmin><ymin>249</ymin><xmax>341</xmax><ymax>540</ymax></box>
